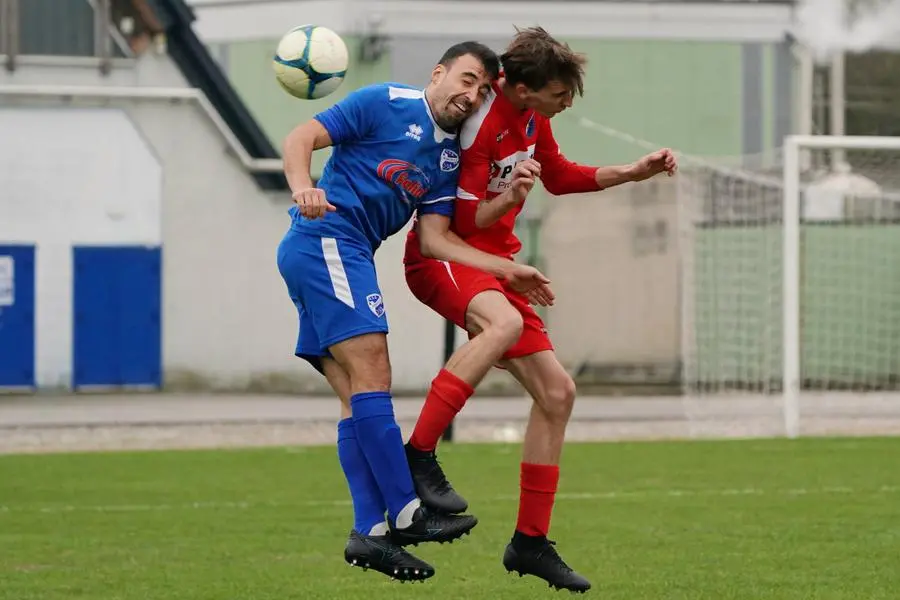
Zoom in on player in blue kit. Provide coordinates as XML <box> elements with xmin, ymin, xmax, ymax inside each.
<box><xmin>277</xmin><ymin>42</ymin><xmax>553</xmax><ymax>582</ymax></box>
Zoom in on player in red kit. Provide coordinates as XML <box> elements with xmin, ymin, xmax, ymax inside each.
<box><xmin>403</xmin><ymin>27</ymin><xmax>677</xmax><ymax>592</ymax></box>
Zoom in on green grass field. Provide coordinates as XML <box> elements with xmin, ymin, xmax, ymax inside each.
<box><xmin>2</xmin><ymin>438</ymin><xmax>899</xmax><ymax>599</ymax></box>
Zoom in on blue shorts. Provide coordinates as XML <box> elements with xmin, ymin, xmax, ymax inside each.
<box><xmin>277</xmin><ymin>228</ymin><xmax>388</xmax><ymax>372</ymax></box>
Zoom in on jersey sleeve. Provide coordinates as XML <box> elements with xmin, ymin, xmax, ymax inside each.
<box><xmin>417</xmin><ymin>168</ymin><xmax>457</xmax><ymax>218</ymax></box>
<box><xmin>313</xmin><ymin>84</ymin><xmax>385</xmax><ymax>145</ymax></box>
<box><xmin>534</xmin><ymin>119</ymin><xmax>602</xmax><ymax>195</ymax></box>
<box><xmin>451</xmin><ymin>131</ymin><xmax>493</xmax><ymax>237</ymax></box>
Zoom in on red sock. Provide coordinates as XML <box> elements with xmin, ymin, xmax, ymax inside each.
<box><xmin>516</xmin><ymin>463</ymin><xmax>560</xmax><ymax>537</ymax></box>
<box><xmin>408</xmin><ymin>369</ymin><xmax>474</xmax><ymax>452</ymax></box>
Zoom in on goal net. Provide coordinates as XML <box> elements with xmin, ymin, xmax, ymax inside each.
<box><xmin>680</xmin><ymin>135</ymin><xmax>900</xmax><ymax>437</ymax></box>
<box><xmin>540</xmin><ymin>123</ymin><xmax>900</xmax><ymax>438</ymax></box>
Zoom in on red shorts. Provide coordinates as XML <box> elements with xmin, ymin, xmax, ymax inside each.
<box><xmin>404</xmin><ymin>252</ymin><xmax>553</xmax><ymax>361</ymax></box>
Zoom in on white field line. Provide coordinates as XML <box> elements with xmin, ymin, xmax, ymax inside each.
<box><xmin>1</xmin><ymin>485</ymin><xmax>898</xmax><ymax>514</ymax></box>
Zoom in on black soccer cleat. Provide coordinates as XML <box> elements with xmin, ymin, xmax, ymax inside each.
<box><xmin>405</xmin><ymin>443</ymin><xmax>469</xmax><ymax>514</ymax></box>
<box><xmin>390</xmin><ymin>505</ymin><xmax>478</xmax><ymax>547</ymax></box>
<box><xmin>502</xmin><ymin>531</ymin><xmax>592</xmax><ymax>593</ymax></box>
<box><xmin>344</xmin><ymin>530</ymin><xmax>435</xmax><ymax>582</ymax></box>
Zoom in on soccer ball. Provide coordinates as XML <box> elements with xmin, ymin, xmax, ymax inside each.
<box><xmin>272</xmin><ymin>25</ymin><xmax>349</xmax><ymax>100</ymax></box>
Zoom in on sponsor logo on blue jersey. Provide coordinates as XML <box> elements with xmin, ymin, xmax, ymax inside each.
<box><xmin>376</xmin><ymin>159</ymin><xmax>431</xmax><ymax>204</ymax></box>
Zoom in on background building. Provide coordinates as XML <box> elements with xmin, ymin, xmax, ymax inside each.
<box><xmin>1</xmin><ymin>0</ymin><xmax>899</xmax><ymax>396</ymax></box>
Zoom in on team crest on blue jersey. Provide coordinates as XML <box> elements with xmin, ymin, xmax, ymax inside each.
<box><xmin>366</xmin><ymin>293</ymin><xmax>385</xmax><ymax>318</ymax></box>
<box><xmin>525</xmin><ymin>114</ymin><xmax>536</xmax><ymax>138</ymax></box>
<box><xmin>376</xmin><ymin>159</ymin><xmax>431</xmax><ymax>204</ymax></box>
<box><xmin>439</xmin><ymin>149</ymin><xmax>460</xmax><ymax>172</ymax></box>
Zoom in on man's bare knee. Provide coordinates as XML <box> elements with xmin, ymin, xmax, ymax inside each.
<box><xmin>539</xmin><ymin>375</ymin><xmax>577</xmax><ymax>423</ymax></box>
<box><xmin>465</xmin><ymin>291</ymin><xmax>524</xmax><ymax>350</ymax></box>
<box><xmin>488</xmin><ymin>307</ymin><xmax>523</xmax><ymax>349</ymax></box>
<box><xmin>329</xmin><ymin>333</ymin><xmax>392</xmax><ymax>392</ymax></box>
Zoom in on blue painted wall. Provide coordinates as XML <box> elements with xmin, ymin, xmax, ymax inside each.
<box><xmin>73</xmin><ymin>246</ymin><xmax>162</xmax><ymax>388</ymax></box>
<box><xmin>0</xmin><ymin>245</ymin><xmax>36</xmax><ymax>388</ymax></box>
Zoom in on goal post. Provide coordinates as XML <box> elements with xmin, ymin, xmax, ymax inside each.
<box><xmin>781</xmin><ymin>134</ymin><xmax>900</xmax><ymax>437</ymax></box>
<box><xmin>676</xmin><ymin>133</ymin><xmax>900</xmax><ymax>438</ymax></box>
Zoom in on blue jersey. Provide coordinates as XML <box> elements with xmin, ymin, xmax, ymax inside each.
<box><xmin>288</xmin><ymin>82</ymin><xmax>461</xmax><ymax>252</ymax></box>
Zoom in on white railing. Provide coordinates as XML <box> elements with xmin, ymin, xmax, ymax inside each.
<box><xmin>0</xmin><ymin>84</ymin><xmax>283</xmax><ymax>174</ymax></box>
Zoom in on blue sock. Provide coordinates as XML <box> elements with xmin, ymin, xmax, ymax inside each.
<box><xmin>350</xmin><ymin>392</ymin><xmax>419</xmax><ymax>526</ymax></box>
<box><xmin>337</xmin><ymin>418</ymin><xmax>387</xmax><ymax>535</ymax></box>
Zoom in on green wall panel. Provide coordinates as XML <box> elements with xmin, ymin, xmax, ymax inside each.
<box><xmin>556</xmin><ymin>39</ymin><xmax>745</xmax><ymax>165</ymax></box>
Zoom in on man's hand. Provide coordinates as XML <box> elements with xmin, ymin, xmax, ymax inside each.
<box><xmin>631</xmin><ymin>148</ymin><xmax>678</xmax><ymax>182</ymax></box>
<box><xmin>474</xmin><ymin>159</ymin><xmax>541</xmax><ymax>229</ymax></box>
<box><xmin>510</xmin><ymin>159</ymin><xmax>541</xmax><ymax>201</ymax></box>
<box><xmin>292</xmin><ymin>188</ymin><xmax>336</xmax><ymax>219</ymax></box>
<box><xmin>504</xmin><ymin>264</ymin><xmax>555</xmax><ymax>306</ymax></box>
<box><xmin>523</xmin><ymin>283</ymin><xmax>555</xmax><ymax>307</ymax></box>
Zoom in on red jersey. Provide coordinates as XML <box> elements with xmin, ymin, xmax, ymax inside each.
<box><xmin>405</xmin><ymin>80</ymin><xmax>600</xmax><ymax>262</ymax></box>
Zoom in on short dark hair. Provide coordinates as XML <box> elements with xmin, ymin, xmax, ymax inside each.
<box><xmin>500</xmin><ymin>26</ymin><xmax>587</xmax><ymax>96</ymax></box>
<box><xmin>438</xmin><ymin>41</ymin><xmax>501</xmax><ymax>80</ymax></box>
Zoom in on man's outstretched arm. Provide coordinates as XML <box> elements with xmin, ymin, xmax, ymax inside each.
<box><xmin>535</xmin><ymin>119</ymin><xmax>677</xmax><ymax>196</ymax></box>
<box><xmin>417</xmin><ymin>213</ymin><xmax>554</xmax><ymax>306</ymax></box>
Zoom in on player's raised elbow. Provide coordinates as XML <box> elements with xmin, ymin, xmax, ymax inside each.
<box><xmin>283</xmin><ymin>122</ymin><xmax>311</xmax><ymax>155</ymax></box>
<box><xmin>284</xmin><ymin>119</ymin><xmax>332</xmax><ymax>155</ymax></box>
<box><xmin>541</xmin><ymin>176</ymin><xmax>566</xmax><ymax>197</ymax></box>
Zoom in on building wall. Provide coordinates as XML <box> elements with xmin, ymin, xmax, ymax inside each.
<box><xmin>0</xmin><ymin>54</ymin><xmax>449</xmax><ymax>392</ymax></box>
<box><xmin>0</xmin><ymin>106</ymin><xmax>162</xmax><ymax>389</ymax></box>
<box><xmin>540</xmin><ymin>181</ymin><xmax>682</xmax><ymax>380</ymax></box>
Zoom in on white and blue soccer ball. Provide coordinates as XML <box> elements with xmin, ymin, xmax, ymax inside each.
<box><xmin>272</xmin><ymin>25</ymin><xmax>349</xmax><ymax>100</ymax></box>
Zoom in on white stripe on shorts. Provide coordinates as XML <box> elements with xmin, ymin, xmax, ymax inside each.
<box><xmin>441</xmin><ymin>261</ymin><xmax>460</xmax><ymax>290</ymax></box>
<box><xmin>321</xmin><ymin>238</ymin><xmax>355</xmax><ymax>308</ymax></box>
